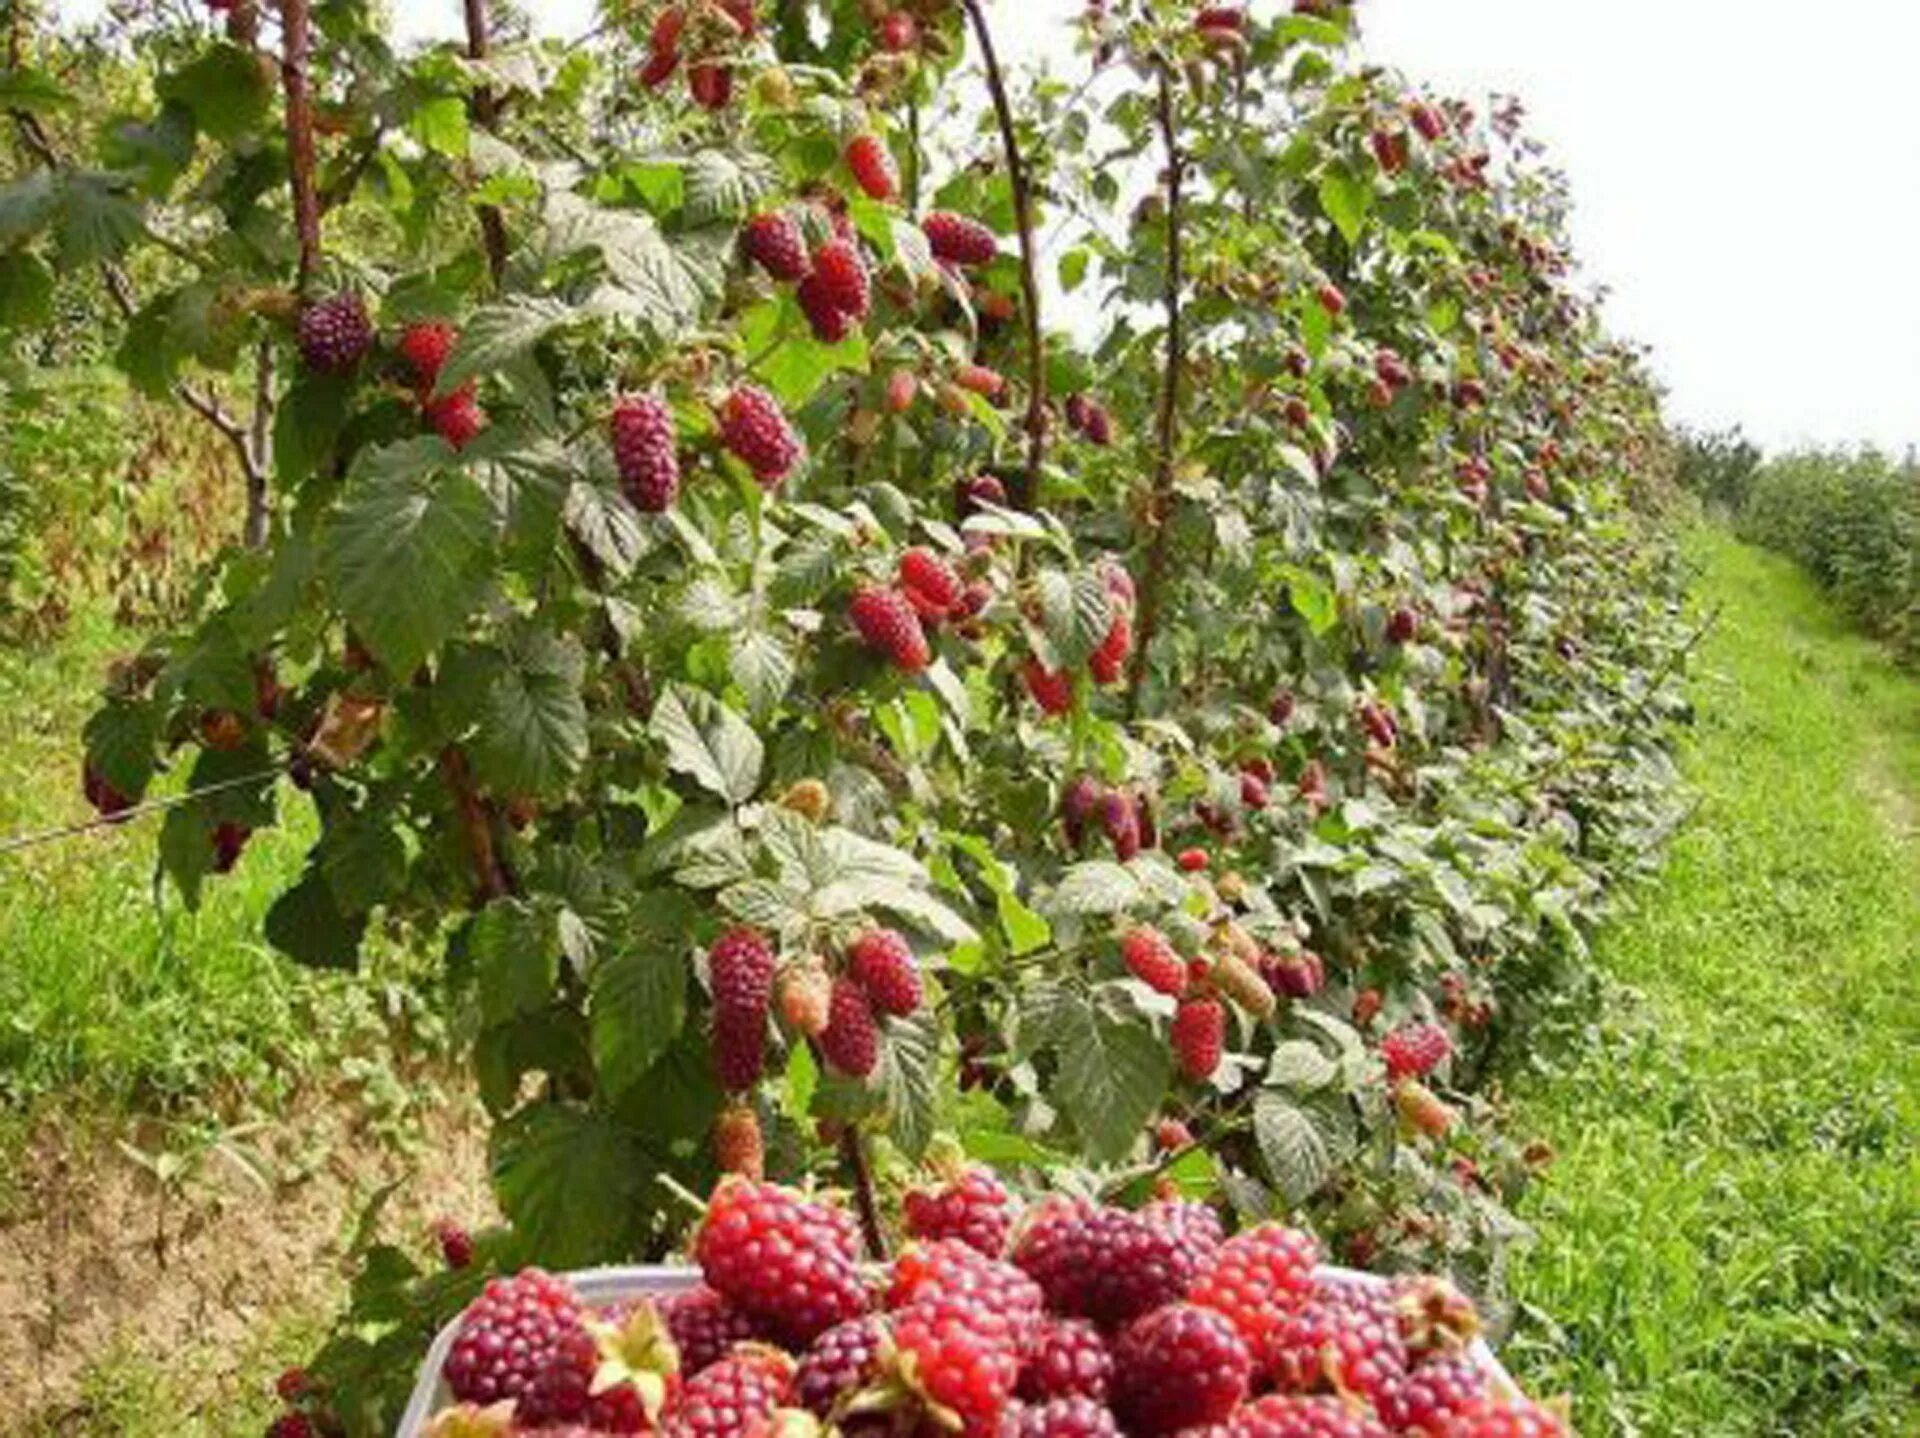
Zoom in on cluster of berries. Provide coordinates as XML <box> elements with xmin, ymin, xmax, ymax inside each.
<box><xmin>848</xmin><ymin>546</ymin><xmax>990</xmax><ymax>674</ymax></box>
<box><xmin>640</xmin><ymin>0</ymin><xmax>758</xmax><ymax>110</ymax></box>
<box><xmin>417</xmin><ymin>1177</ymin><xmax>1567</xmax><ymax>1437</ymax></box>
<box><xmin>743</xmin><ymin>202</ymin><xmax>877</xmax><ymax>344</ymax></box>
<box><xmin>398</xmin><ymin>320</ymin><xmax>487</xmax><ymax>450</ymax></box>
<box><xmin>708</xmin><ymin>924</ymin><xmax>926</xmax><ymax>1091</ymax></box>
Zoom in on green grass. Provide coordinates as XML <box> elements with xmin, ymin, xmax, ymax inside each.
<box><xmin>1506</xmin><ymin>530</ymin><xmax>1920</xmax><ymax>1436</ymax></box>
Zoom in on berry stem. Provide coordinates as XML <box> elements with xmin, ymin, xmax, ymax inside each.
<box><xmin>439</xmin><ymin>745</ymin><xmax>511</xmax><ymax>903</ymax></box>
<box><xmin>1126</xmin><ymin>63</ymin><xmax>1186</xmax><ymax>717</ymax></box>
<box><xmin>962</xmin><ymin>0</ymin><xmax>1047</xmax><ymax>501</ymax></box>
<box><xmin>278</xmin><ymin>0</ymin><xmax>324</xmax><ymax>293</ymax></box>
<box><xmin>463</xmin><ymin>0</ymin><xmax>511</xmax><ymax>290</ymax></box>
<box><xmin>838</xmin><ymin>1121</ymin><xmax>890</xmax><ymax>1262</ymax></box>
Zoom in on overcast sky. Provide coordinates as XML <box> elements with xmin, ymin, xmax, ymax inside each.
<box><xmin>53</xmin><ymin>0</ymin><xmax>1920</xmax><ymax>455</ymax></box>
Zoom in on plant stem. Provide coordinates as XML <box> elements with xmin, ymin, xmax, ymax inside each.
<box><xmin>839</xmin><ymin>1124</ymin><xmax>890</xmax><ymax>1261</ymax></box>
<box><xmin>962</xmin><ymin>0</ymin><xmax>1047</xmax><ymax>503</ymax></box>
<box><xmin>278</xmin><ymin>0</ymin><xmax>323</xmax><ymax>293</ymax></box>
<box><xmin>438</xmin><ymin>746</ymin><xmax>509</xmax><ymax>903</ymax></box>
<box><xmin>1127</xmin><ymin>64</ymin><xmax>1186</xmax><ymax>716</ymax></box>
<box><xmin>464</xmin><ymin>0</ymin><xmax>511</xmax><ymax>291</ymax></box>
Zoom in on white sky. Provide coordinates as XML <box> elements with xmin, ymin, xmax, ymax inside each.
<box><xmin>53</xmin><ymin>0</ymin><xmax>1920</xmax><ymax>455</ymax></box>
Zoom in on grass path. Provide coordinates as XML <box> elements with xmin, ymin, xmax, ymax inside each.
<box><xmin>1506</xmin><ymin>530</ymin><xmax>1920</xmax><ymax>1435</ymax></box>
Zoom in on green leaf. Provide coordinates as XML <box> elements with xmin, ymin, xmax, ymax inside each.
<box><xmin>411</xmin><ymin>95</ymin><xmax>470</xmax><ymax>158</ymax></box>
<box><xmin>879</xmin><ymin>1009</ymin><xmax>943</xmax><ymax>1158</ymax></box>
<box><xmin>318</xmin><ymin>807</ymin><xmax>410</xmax><ymax>913</ymax></box>
<box><xmin>433</xmin><ymin>297</ymin><xmax>573</xmax><ymax>401</ymax></box>
<box><xmin>82</xmin><ymin>698</ymin><xmax>158</xmax><ymax>799</ymax></box>
<box><xmin>0</xmin><ymin>249</ymin><xmax>53</xmax><ymax>329</ymax></box>
<box><xmin>547</xmin><ymin>193</ymin><xmax>715</xmax><ymax>339</ymax></box>
<box><xmin>1265</xmin><ymin>1040</ymin><xmax>1338</xmax><ymax>1091</ymax></box>
<box><xmin>650</xmin><ymin>684</ymin><xmax>764</xmax><ymax>805</ymax></box>
<box><xmin>1036</xmin><ymin>566</ymin><xmax>1114</xmax><ymax>669</ymax></box>
<box><xmin>323</xmin><ymin>441</ymin><xmax>496</xmax><ymax>675</ymax></box>
<box><xmin>471</xmin><ymin>629</ymin><xmax>589</xmax><ymax>800</ymax></box>
<box><xmin>565</xmin><ymin>480</ymin><xmax>652</xmax><ymax>578</ymax></box>
<box><xmin>1037</xmin><ymin>986</ymin><xmax>1170</xmax><ymax>1164</ymax></box>
<box><xmin>266</xmin><ymin>866</ymin><xmax>369</xmax><ymax>970</ymax></box>
<box><xmin>1318</xmin><ymin>162</ymin><xmax>1374</xmax><ymax>248</ymax></box>
<box><xmin>157</xmin><ymin>43</ymin><xmax>271</xmax><ymax>144</ymax></box>
<box><xmin>50</xmin><ymin>172</ymin><xmax>144</xmax><ymax>271</ymax></box>
<box><xmin>471</xmin><ymin>898</ymin><xmax>562</xmax><ymax>1026</ymax></box>
<box><xmin>492</xmin><ymin>1104</ymin><xmax>651</xmax><ymax>1267</ymax></box>
<box><xmin>730</xmin><ymin>628</ymin><xmax>794</xmax><ymax>715</ymax></box>
<box><xmin>589</xmin><ymin>891</ymin><xmax>695</xmax><ymax>1098</ymax></box>
<box><xmin>1282</xmin><ymin>565</ymin><xmax>1339</xmax><ymax>635</ymax></box>
<box><xmin>274</xmin><ymin>371</ymin><xmax>354</xmax><ymax>489</ymax></box>
<box><xmin>1253</xmin><ymin>1091</ymin><xmax>1348</xmax><ymax>1203</ymax></box>
<box><xmin>0</xmin><ymin>67</ymin><xmax>74</xmax><ymax>114</ymax></box>
<box><xmin>0</xmin><ymin>172</ymin><xmax>58</xmax><ymax>249</ymax></box>
<box><xmin>1051</xmin><ymin>860</ymin><xmax>1146</xmax><ymax>915</ymax></box>
<box><xmin>101</xmin><ymin>102</ymin><xmax>197</xmax><ymax>196</ymax></box>
<box><xmin>682</xmin><ymin>149</ymin><xmax>776</xmax><ymax>226</ymax></box>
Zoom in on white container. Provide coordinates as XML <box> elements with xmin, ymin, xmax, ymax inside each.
<box><xmin>398</xmin><ymin>1264</ymin><xmax>1517</xmax><ymax>1436</ymax></box>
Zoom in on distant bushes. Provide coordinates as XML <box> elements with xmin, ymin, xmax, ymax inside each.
<box><xmin>1739</xmin><ymin>447</ymin><xmax>1919</xmax><ymax>656</ymax></box>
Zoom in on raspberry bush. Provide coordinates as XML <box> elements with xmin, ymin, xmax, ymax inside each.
<box><xmin>2</xmin><ymin>0</ymin><xmax>1686</xmax><ymax>1428</ymax></box>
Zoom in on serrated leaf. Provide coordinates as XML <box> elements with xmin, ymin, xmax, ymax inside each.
<box><xmin>82</xmin><ymin>698</ymin><xmax>159</xmax><ymax>799</ymax></box>
<box><xmin>1037</xmin><ymin>566</ymin><xmax>1114</xmax><ymax>669</ymax></box>
<box><xmin>266</xmin><ymin>866</ymin><xmax>369</xmax><ymax>970</ymax></box>
<box><xmin>324</xmin><ymin>442</ymin><xmax>495</xmax><ymax>675</ymax></box>
<box><xmin>411</xmin><ymin>95</ymin><xmax>470</xmax><ymax>158</ymax></box>
<box><xmin>1039</xmin><ymin>986</ymin><xmax>1170</xmax><ymax>1164</ymax></box>
<box><xmin>590</xmin><ymin>891</ymin><xmax>695</xmax><ymax>1097</ymax></box>
<box><xmin>50</xmin><ymin>172</ymin><xmax>144</xmax><ymax>271</ymax></box>
<box><xmin>879</xmin><ymin>1009</ymin><xmax>943</xmax><ymax>1158</ymax></box>
<box><xmin>156</xmin><ymin>43</ymin><xmax>270</xmax><ymax>144</ymax></box>
<box><xmin>1254</xmin><ymin>1091</ymin><xmax>1343</xmax><ymax>1203</ymax></box>
<box><xmin>564</xmin><ymin>479</ymin><xmax>652</xmax><ymax>578</ymax></box>
<box><xmin>683</xmin><ymin>149</ymin><xmax>776</xmax><ymax>226</ymax></box>
<box><xmin>547</xmin><ymin>192</ymin><xmax>714</xmax><ymax>339</ymax></box>
<box><xmin>492</xmin><ymin>1104</ymin><xmax>651</xmax><ymax>1267</ymax></box>
<box><xmin>650</xmin><ymin>684</ymin><xmax>764</xmax><ymax>805</ymax></box>
<box><xmin>1051</xmin><ymin>860</ymin><xmax>1144</xmax><ymax>915</ymax></box>
<box><xmin>433</xmin><ymin>297</ymin><xmax>573</xmax><ymax>401</ymax></box>
<box><xmin>1266</xmin><ymin>1040</ymin><xmax>1338</xmax><ymax>1091</ymax></box>
<box><xmin>318</xmin><ymin>806</ymin><xmax>409</xmax><ymax>913</ymax></box>
<box><xmin>471</xmin><ymin>899</ymin><xmax>561</xmax><ymax>1026</ymax></box>
<box><xmin>730</xmin><ymin>628</ymin><xmax>794</xmax><ymax>714</ymax></box>
<box><xmin>0</xmin><ymin>250</ymin><xmax>53</xmax><ymax>329</ymax></box>
<box><xmin>471</xmin><ymin>629</ymin><xmax>589</xmax><ymax>800</ymax></box>
<box><xmin>1319</xmin><ymin>162</ymin><xmax>1373</xmax><ymax>247</ymax></box>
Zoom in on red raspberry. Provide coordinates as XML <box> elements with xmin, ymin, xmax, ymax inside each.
<box><xmin>1099</xmin><ymin>790</ymin><xmax>1141</xmax><ymax>860</ymax></box>
<box><xmin>845</xmin><ymin>133</ymin><xmax>897</xmax><ymax>201</ymax></box>
<box><xmin>1142</xmin><ymin>1197</ymin><xmax>1224</xmax><ymax>1270</ymax></box>
<box><xmin>889</xmin><ymin>1289</ymin><xmax>1024</xmax><ymax>1436</ymax></box>
<box><xmin>640</xmin><ymin>6</ymin><xmax>684</xmax><ymax>85</ymax></box>
<box><xmin>611</xmin><ymin>392</ymin><xmax>681</xmax><ymax>512</ymax></box>
<box><xmin>1382</xmin><ymin>1021</ymin><xmax>1452</xmax><ymax>1079</ymax></box>
<box><xmin>903</xmin><ymin>1166</ymin><xmax>1014</xmax><ymax>1256</ymax></box>
<box><xmin>664</xmin><ymin>1344</ymin><xmax>796</xmax><ymax>1437</ymax></box>
<box><xmin>849</xmin><ymin>585</ymin><xmax>931</xmax><ymax>672</ymax></box>
<box><xmin>1171</xmin><ymin>995</ymin><xmax>1225</xmax><ymax>1080</ymax></box>
<box><xmin>426</xmin><ymin>388</ymin><xmax>487</xmax><ymax>450</ymax></box>
<box><xmin>398</xmin><ymin>320</ymin><xmax>457</xmax><ymax>392</ymax></box>
<box><xmin>710</xmin><ymin>927</ymin><xmax>777</xmax><ymax>1090</ymax></box>
<box><xmin>1266</xmin><ymin>950</ymin><xmax>1325</xmax><ymax>1000</ymax></box>
<box><xmin>898</xmin><ymin>547</ymin><xmax>964</xmax><ymax>619</ymax></box>
<box><xmin>694</xmin><ymin>1180</ymin><xmax>869</xmax><ymax>1346</ymax></box>
<box><xmin>1376</xmin><ymin>1352</ymin><xmax>1488</xmax><ymax>1433</ymax></box>
<box><xmin>1264</xmin><ymin>1297</ymin><xmax>1406</xmax><ymax>1403</ymax></box>
<box><xmin>1241</xmin><ymin>771</ymin><xmax>1271</xmax><ymax>810</ymax></box>
<box><xmin>296</xmin><ymin>293</ymin><xmax>373</xmax><ymax>374</ymax></box>
<box><xmin>1018</xmin><ymin>1317</ymin><xmax>1112</xmax><ymax>1402</ymax></box>
<box><xmin>846</xmin><ymin>927</ymin><xmax>924</xmax><ymax>1016</ymax></box>
<box><xmin>798</xmin><ymin>272</ymin><xmax>855</xmax><ymax>342</ymax></box>
<box><xmin>886</xmin><ymin>1238</ymin><xmax>1045</xmax><ymax>1336</ymax></box>
<box><xmin>810</xmin><ymin>237</ymin><xmax>871</xmax><ymax>319</ymax></box>
<box><xmin>1088</xmin><ymin>609</ymin><xmax>1132</xmax><ymax>685</ymax></box>
<box><xmin>1060</xmin><ymin>773</ymin><xmax>1104</xmax><ymax>849</ymax></box>
<box><xmin>1229</xmin><ymin>1394</ymin><xmax>1391</xmax><ymax>1437</ymax></box>
<box><xmin>878</xmin><ymin>10</ymin><xmax>918</xmax><ymax>50</ymax></box>
<box><xmin>1013</xmin><ymin>1397</ymin><xmax>1122</xmax><ymax>1436</ymax></box>
<box><xmin>442</xmin><ymin>1268</ymin><xmax>584</xmax><ymax>1407</ymax></box>
<box><xmin>719</xmin><ymin>384</ymin><xmax>803</xmax><ymax>485</ymax></box>
<box><xmin>1410</xmin><ymin>101</ymin><xmax>1447</xmax><ymax>141</ymax></box>
<box><xmin>433</xmin><ymin>1217</ymin><xmax>474</xmax><ymax>1269</ymax></box>
<box><xmin>1012</xmin><ymin>1201</ymin><xmax>1201</xmax><ymax>1329</ymax></box>
<box><xmin>211</xmin><ymin>822</ymin><xmax>250</xmax><ymax>874</ymax></box>
<box><xmin>820</xmin><ymin>976</ymin><xmax>880</xmax><ymax>1077</ymax></box>
<box><xmin>1188</xmin><ymin>1224</ymin><xmax>1319</xmax><ymax>1352</ymax></box>
<box><xmin>922</xmin><ymin>210</ymin><xmax>999</xmax><ymax>267</ymax></box>
<box><xmin>1110</xmin><ymin>1302</ymin><xmax>1251</xmax><ymax>1434</ymax></box>
<box><xmin>1446</xmin><ymin>1399</ymin><xmax>1572</xmax><ymax>1438</ymax></box>
<box><xmin>82</xmin><ymin>761</ymin><xmax>133</xmax><ymax>820</ymax></box>
<box><xmin>955</xmin><ymin>362</ymin><xmax>1005</xmax><ymax>399</ymax></box>
<box><xmin>1177</xmin><ymin>847</ymin><xmax>1208</xmax><ymax>872</ymax></box>
<box><xmin>743</xmin><ymin>211</ymin><xmax>811</xmax><ymax>280</ymax></box>
<box><xmin>1359</xmin><ymin>700</ymin><xmax>1398</xmax><ymax>749</ymax></box>
<box><xmin>1121</xmin><ymin>926</ymin><xmax>1188</xmax><ymax>997</ymax></box>
<box><xmin>1314</xmin><ymin>282</ymin><xmax>1346</xmax><ymax>316</ymax></box>
<box><xmin>660</xmin><ymin>1284</ymin><xmax>761</xmax><ymax>1374</ymax></box>
<box><xmin>1023</xmin><ymin>659</ymin><xmax>1075</xmax><ymax>716</ymax></box>
<box><xmin>794</xmin><ymin>1313</ymin><xmax>888</xmax><ymax>1416</ymax></box>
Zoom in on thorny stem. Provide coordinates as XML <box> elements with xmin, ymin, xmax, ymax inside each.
<box><xmin>278</xmin><ymin>0</ymin><xmax>324</xmax><ymax>292</ymax></box>
<box><xmin>464</xmin><ymin>0</ymin><xmax>511</xmax><ymax>291</ymax></box>
<box><xmin>1127</xmin><ymin>64</ymin><xmax>1186</xmax><ymax>716</ymax></box>
<box><xmin>963</xmin><ymin>0</ymin><xmax>1047</xmax><ymax>502</ymax></box>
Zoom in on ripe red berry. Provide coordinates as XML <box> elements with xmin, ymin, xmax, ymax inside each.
<box><xmin>1110</xmin><ymin>1302</ymin><xmax>1251</xmax><ymax>1434</ymax></box>
<box><xmin>904</xmin><ymin>1165</ymin><xmax>1014</xmax><ymax>1257</ymax></box>
<box><xmin>959</xmin><ymin>473</ymin><xmax>1009</xmax><ymax>515</ymax></box>
<box><xmin>1188</xmin><ymin>1223</ymin><xmax>1320</xmax><ymax>1353</ymax></box>
<box><xmin>743</xmin><ymin>211</ymin><xmax>811</xmax><ymax>280</ymax></box>
<box><xmin>1013</xmin><ymin>1396</ymin><xmax>1122</xmax><ymax>1436</ymax></box>
<box><xmin>82</xmin><ymin>761</ymin><xmax>133</xmax><ymax>820</ymax></box>
<box><xmin>297</xmin><ymin>293</ymin><xmax>373</xmax><ymax>374</ymax></box>
<box><xmin>1376</xmin><ymin>1352</ymin><xmax>1488</xmax><ymax>1433</ymax></box>
<box><xmin>664</xmin><ymin>1344</ymin><xmax>796</xmax><ymax>1438</ymax></box>
<box><xmin>797</xmin><ymin>272</ymin><xmax>854</xmax><ymax>342</ymax></box>
<box><xmin>1019</xmin><ymin>1317</ymin><xmax>1113</xmax><ymax>1402</ymax></box>
<box><xmin>442</xmin><ymin>1268</ymin><xmax>585</xmax><ymax>1407</ymax></box>
<box><xmin>1410</xmin><ymin>101</ymin><xmax>1447</xmax><ymax>141</ymax></box>
<box><xmin>1386</xmin><ymin>606</ymin><xmax>1418</xmax><ymax>645</ymax></box>
<box><xmin>1266</xmin><ymin>1296</ymin><xmax>1407</xmax><ymax>1404</ymax></box>
<box><xmin>849</xmin><ymin>585</ymin><xmax>932</xmax><ymax>672</ymax></box>
<box><xmin>845</xmin><ymin>133</ymin><xmax>897</xmax><ymax>201</ymax></box>
<box><xmin>267</xmin><ymin>1415</ymin><xmax>314</xmax><ymax>1438</ymax></box>
<box><xmin>1446</xmin><ymin>1399</ymin><xmax>1572</xmax><ymax>1438</ymax></box>
<box><xmin>398</xmin><ymin>320</ymin><xmax>457</xmax><ymax>392</ymax></box>
<box><xmin>695</xmin><ymin>1180</ymin><xmax>868</xmax><ymax>1346</ymax></box>
<box><xmin>211</xmin><ymin>821</ymin><xmax>251</xmax><ymax>874</ymax></box>
<box><xmin>434</xmin><ymin>1218</ymin><xmax>474</xmax><ymax>1270</ymax></box>
<box><xmin>720</xmin><ymin>384</ymin><xmax>803</xmax><ymax>485</ymax></box>
<box><xmin>640</xmin><ymin>6</ymin><xmax>685</xmax><ymax>85</ymax></box>
<box><xmin>846</xmin><ymin>927</ymin><xmax>924</xmax><ymax>1016</ymax></box>
<box><xmin>611</xmin><ymin>393</ymin><xmax>681</xmax><ymax>512</ymax></box>
<box><xmin>810</xmin><ymin>237</ymin><xmax>872</xmax><ymax>319</ymax></box>
<box><xmin>1089</xmin><ymin>609</ymin><xmax>1133</xmax><ymax>686</ymax></box>
<box><xmin>710</xmin><ymin>927</ymin><xmax>777</xmax><ymax>1091</ymax></box>
<box><xmin>1313</xmin><ymin>282</ymin><xmax>1346</xmax><ymax>317</ymax></box>
<box><xmin>426</xmin><ymin>388</ymin><xmax>487</xmax><ymax>450</ymax></box>
<box><xmin>820</xmin><ymin>976</ymin><xmax>880</xmax><ymax>1077</ymax></box>
<box><xmin>520</xmin><ymin>1316</ymin><xmax>667</xmax><ymax>1432</ymax></box>
<box><xmin>660</xmin><ymin>1283</ymin><xmax>761</xmax><ymax>1374</ymax></box>
<box><xmin>1012</xmin><ymin>1201</ymin><xmax>1201</xmax><ymax>1330</ymax></box>
<box><xmin>922</xmin><ymin>210</ymin><xmax>999</xmax><ymax>267</ymax></box>
<box><xmin>1023</xmin><ymin>658</ymin><xmax>1075</xmax><ymax>716</ymax></box>
<box><xmin>1100</xmin><ymin>790</ymin><xmax>1142</xmax><ymax>861</ymax></box>
<box><xmin>1240</xmin><ymin>772</ymin><xmax>1271</xmax><ymax>810</ymax></box>
<box><xmin>1370</xmin><ymin>126</ymin><xmax>1409</xmax><ymax>173</ymax></box>
<box><xmin>898</xmin><ymin>547</ymin><xmax>964</xmax><ymax>619</ymax></box>
<box><xmin>1121</xmin><ymin>926</ymin><xmax>1188</xmax><ymax>997</ymax></box>
<box><xmin>877</xmin><ymin>10</ymin><xmax>918</xmax><ymax>50</ymax></box>
<box><xmin>688</xmin><ymin>61</ymin><xmax>733</xmax><ymax>110</ymax></box>
<box><xmin>795</xmin><ymin>1314</ymin><xmax>888</xmax><ymax>1416</ymax></box>
<box><xmin>1230</xmin><ymin>1393</ymin><xmax>1391</xmax><ymax>1437</ymax></box>
<box><xmin>274</xmin><ymin>1367</ymin><xmax>310</xmax><ymax>1405</ymax></box>
<box><xmin>1171</xmin><ymin>995</ymin><xmax>1224</xmax><ymax>1080</ymax></box>
<box><xmin>955</xmin><ymin>362</ymin><xmax>1005</xmax><ymax>399</ymax></box>
<box><xmin>888</xmin><ymin>1288</ymin><xmax>1025</xmax><ymax>1435</ymax></box>
<box><xmin>1177</xmin><ymin>847</ymin><xmax>1208</xmax><ymax>872</ymax></box>
<box><xmin>1381</xmin><ymin>1021</ymin><xmax>1452</xmax><ymax>1079</ymax></box>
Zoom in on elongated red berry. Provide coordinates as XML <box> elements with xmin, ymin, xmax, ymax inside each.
<box><xmin>846</xmin><ymin>927</ymin><xmax>923</xmax><ymax>1016</ymax></box>
<box><xmin>820</xmin><ymin>976</ymin><xmax>880</xmax><ymax>1077</ymax></box>
<box><xmin>641</xmin><ymin>6</ymin><xmax>685</xmax><ymax>86</ymax></box>
<box><xmin>878</xmin><ymin>10</ymin><xmax>918</xmax><ymax>50</ymax></box>
<box><xmin>845</xmin><ymin>133</ymin><xmax>897</xmax><ymax>201</ymax></box>
<box><xmin>1023</xmin><ymin>659</ymin><xmax>1074</xmax><ymax>716</ymax></box>
<box><xmin>1171</xmin><ymin>995</ymin><xmax>1225</xmax><ymax>1080</ymax></box>
<box><xmin>1188</xmin><ymin>1223</ymin><xmax>1319</xmax><ymax>1353</ymax></box>
<box><xmin>695</xmin><ymin>1179</ymin><xmax>867</xmax><ymax>1346</ymax></box>
<box><xmin>743</xmin><ymin>211</ymin><xmax>810</xmax><ymax>280</ymax></box>
<box><xmin>720</xmin><ymin>384</ymin><xmax>803</xmax><ymax>484</ymax></box>
<box><xmin>442</xmin><ymin>1268</ymin><xmax>584</xmax><ymax>1407</ymax></box>
<box><xmin>398</xmin><ymin>320</ymin><xmax>458</xmax><ymax>392</ymax></box>
<box><xmin>711</xmin><ymin>927</ymin><xmax>777</xmax><ymax>1091</ymax></box>
<box><xmin>922</xmin><ymin>210</ymin><xmax>999</xmax><ymax>267</ymax></box>
<box><xmin>1089</xmin><ymin>609</ymin><xmax>1132</xmax><ymax>685</ymax></box>
<box><xmin>898</xmin><ymin>547</ymin><xmax>964</xmax><ymax>619</ymax></box>
<box><xmin>1121</xmin><ymin>926</ymin><xmax>1188</xmax><ymax>997</ymax></box>
<box><xmin>904</xmin><ymin>1165</ymin><xmax>1014</xmax><ymax>1257</ymax></box>
<box><xmin>849</xmin><ymin>585</ymin><xmax>931</xmax><ymax>672</ymax></box>
<box><xmin>1381</xmin><ymin>1021</ymin><xmax>1452</xmax><ymax>1079</ymax></box>
<box><xmin>664</xmin><ymin>1344</ymin><xmax>795</xmax><ymax>1437</ymax></box>
<box><xmin>810</xmin><ymin>237</ymin><xmax>871</xmax><ymax>319</ymax></box>
<box><xmin>1110</xmin><ymin>1302</ymin><xmax>1251</xmax><ymax>1434</ymax></box>
<box><xmin>1100</xmin><ymin>790</ymin><xmax>1141</xmax><ymax>861</ymax></box>
<box><xmin>612</xmin><ymin>392</ymin><xmax>681</xmax><ymax>512</ymax></box>
<box><xmin>1314</xmin><ymin>282</ymin><xmax>1346</xmax><ymax>316</ymax></box>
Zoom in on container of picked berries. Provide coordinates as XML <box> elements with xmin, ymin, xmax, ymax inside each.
<box><xmin>404</xmin><ymin>1171</ymin><xmax>1568</xmax><ymax>1437</ymax></box>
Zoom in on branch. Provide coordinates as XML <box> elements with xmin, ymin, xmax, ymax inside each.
<box><xmin>838</xmin><ymin>1124</ymin><xmax>889</xmax><ymax>1261</ymax></box>
<box><xmin>278</xmin><ymin>0</ymin><xmax>323</xmax><ymax>290</ymax></box>
<box><xmin>963</xmin><ymin>0</ymin><xmax>1047</xmax><ymax>501</ymax></box>
<box><xmin>1126</xmin><ymin>65</ymin><xmax>1186</xmax><ymax>715</ymax></box>
<box><xmin>439</xmin><ymin>746</ymin><xmax>510</xmax><ymax>904</ymax></box>
<box><xmin>464</xmin><ymin>0</ymin><xmax>510</xmax><ymax>290</ymax></box>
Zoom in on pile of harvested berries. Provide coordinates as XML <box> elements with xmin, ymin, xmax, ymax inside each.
<box><xmin>415</xmin><ymin>1172</ymin><xmax>1569</xmax><ymax>1437</ymax></box>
